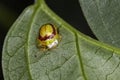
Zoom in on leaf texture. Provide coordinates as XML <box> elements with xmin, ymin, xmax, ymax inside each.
<box><xmin>2</xmin><ymin>0</ymin><xmax>120</xmax><ymax>80</ymax></box>
<box><xmin>79</xmin><ymin>0</ymin><xmax>120</xmax><ymax>48</ymax></box>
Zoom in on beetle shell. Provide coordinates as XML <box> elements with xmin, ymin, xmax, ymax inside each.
<box><xmin>38</xmin><ymin>23</ymin><xmax>61</xmax><ymax>50</ymax></box>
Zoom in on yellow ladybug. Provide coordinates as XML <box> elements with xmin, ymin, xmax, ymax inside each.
<box><xmin>38</xmin><ymin>23</ymin><xmax>61</xmax><ymax>50</ymax></box>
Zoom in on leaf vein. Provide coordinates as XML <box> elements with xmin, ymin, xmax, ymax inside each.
<box><xmin>92</xmin><ymin>0</ymin><xmax>114</xmax><ymax>42</ymax></box>
<box><xmin>75</xmin><ymin>33</ymin><xmax>88</xmax><ymax>80</ymax></box>
<box><xmin>105</xmin><ymin>59</ymin><xmax>120</xmax><ymax>80</ymax></box>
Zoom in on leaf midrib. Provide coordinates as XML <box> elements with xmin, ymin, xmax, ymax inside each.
<box><xmin>26</xmin><ymin>3</ymin><xmax>41</xmax><ymax>80</ymax></box>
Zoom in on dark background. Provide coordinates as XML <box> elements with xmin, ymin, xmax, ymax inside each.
<box><xmin>0</xmin><ymin>0</ymin><xmax>96</xmax><ymax>79</ymax></box>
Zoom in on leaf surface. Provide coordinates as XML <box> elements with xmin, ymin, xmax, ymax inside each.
<box><xmin>79</xmin><ymin>0</ymin><xmax>120</xmax><ymax>48</ymax></box>
<box><xmin>2</xmin><ymin>0</ymin><xmax>120</xmax><ymax>80</ymax></box>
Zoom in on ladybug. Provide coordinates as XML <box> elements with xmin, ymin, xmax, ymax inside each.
<box><xmin>38</xmin><ymin>23</ymin><xmax>61</xmax><ymax>50</ymax></box>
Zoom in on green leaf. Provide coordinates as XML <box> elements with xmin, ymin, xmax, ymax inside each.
<box><xmin>79</xmin><ymin>0</ymin><xmax>120</xmax><ymax>48</ymax></box>
<box><xmin>2</xmin><ymin>0</ymin><xmax>120</xmax><ymax>80</ymax></box>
